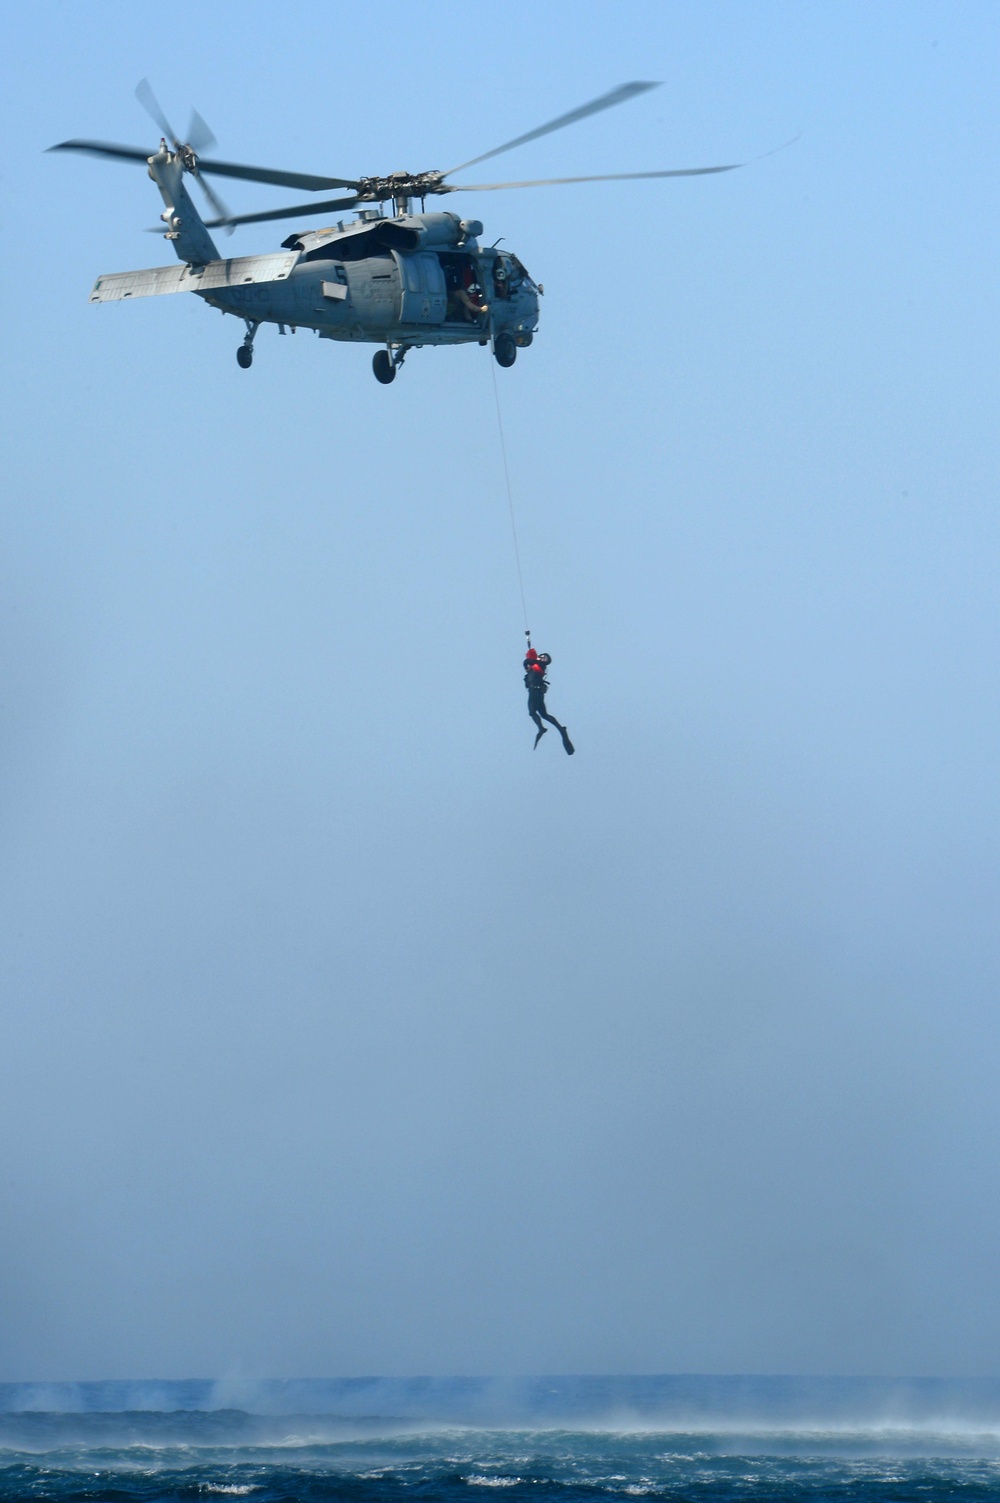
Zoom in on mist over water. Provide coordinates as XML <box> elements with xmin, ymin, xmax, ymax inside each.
<box><xmin>6</xmin><ymin>1378</ymin><xmax>1000</xmax><ymax>1499</ymax></box>
<box><xmin>11</xmin><ymin>1374</ymin><xmax>1000</xmax><ymax>1434</ymax></box>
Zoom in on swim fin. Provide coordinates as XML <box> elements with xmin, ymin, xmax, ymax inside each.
<box><xmin>533</xmin><ymin>727</ymin><xmax>547</xmax><ymax>749</ymax></box>
<box><xmin>560</xmin><ymin>729</ymin><xmax>575</xmax><ymax>756</ymax></box>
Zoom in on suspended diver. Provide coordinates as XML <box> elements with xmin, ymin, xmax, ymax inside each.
<box><xmin>524</xmin><ymin>646</ymin><xmax>575</xmax><ymax>754</ymax></box>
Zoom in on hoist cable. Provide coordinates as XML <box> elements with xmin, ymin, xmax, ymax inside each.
<box><xmin>489</xmin><ymin>356</ymin><xmax>531</xmax><ymax>636</ymax></box>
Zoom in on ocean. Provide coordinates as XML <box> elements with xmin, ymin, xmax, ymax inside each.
<box><xmin>5</xmin><ymin>1376</ymin><xmax>1000</xmax><ymax>1501</ymax></box>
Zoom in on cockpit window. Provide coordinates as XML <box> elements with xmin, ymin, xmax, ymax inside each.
<box><xmin>492</xmin><ymin>253</ymin><xmax>513</xmax><ymax>298</ymax></box>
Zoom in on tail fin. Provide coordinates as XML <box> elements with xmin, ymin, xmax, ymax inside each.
<box><xmin>146</xmin><ymin>148</ymin><xmax>219</xmax><ymax>266</ymax></box>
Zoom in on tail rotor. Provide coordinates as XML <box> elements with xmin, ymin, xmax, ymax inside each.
<box><xmin>134</xmin><ymin>77</ymin><xmax>178</xmax><ymax>146</ymax></box>
<box><xmin>135</xmin><ymin>78</ymin><xmax>234</xmax><ymax>231</ymax></box>
<box><xmin>185</xmin><ymin>108</ymin><xmax>216</xmax><ymax>156</ymax></box>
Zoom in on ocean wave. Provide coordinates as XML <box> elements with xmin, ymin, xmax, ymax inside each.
<box><xmin>6</xmin><ymin>1384</ymin><xmax>1000</xmax><ymax>1501</ymax></box>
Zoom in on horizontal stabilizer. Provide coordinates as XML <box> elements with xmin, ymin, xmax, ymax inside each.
<box><xmin>89</xmin><ymin>251</ymin><xmax>299</xmax><ymax>302</ymax></box>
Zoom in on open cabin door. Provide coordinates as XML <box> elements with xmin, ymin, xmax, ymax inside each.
<box><xmin>394</xmin><ymin>250</ymin><xmax>447</xmax><ymax>324</ymax></box>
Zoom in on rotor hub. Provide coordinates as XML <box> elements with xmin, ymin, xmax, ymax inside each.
<box><xmin>354</xmin><ymin>171</ymin><xmax>448</xmax><ymax>204</ymax></box>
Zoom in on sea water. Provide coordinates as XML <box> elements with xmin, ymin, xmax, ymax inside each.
<box><xmin>5</xmin><ymin>1376</ymin><xmax>1000</xmax><ymax>1501</ymax></box>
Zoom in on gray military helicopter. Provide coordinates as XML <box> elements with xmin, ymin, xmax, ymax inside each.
<box><xmin>51</xmin><ymin>80</ymin><xmax>740</xmax><ymax>383</ymax></box>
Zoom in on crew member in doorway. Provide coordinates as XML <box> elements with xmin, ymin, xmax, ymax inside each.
<box><xmin>524</xmin><ymin>647</ymin><xmax>574</xmax><ymax>754</ymax></box>
<box><xmin>448</xmin><ymin>261</ymin><xmax>487</xmax><ymax>322</ymax></box>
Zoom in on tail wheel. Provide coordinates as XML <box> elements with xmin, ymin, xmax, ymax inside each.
<box><xmin>236</xmin><ymin>345</ymin><xmax>253</xmax><ymax>369</ymax></box>
<box><xmin>372</xmin><ymin>350</ymin><xmax>396</xmax><ymax>384</ymax></box>
<box><xmin>493</xmin><ymin>332</ymin><xmax>517</xmax><ymax>368</ymax></box>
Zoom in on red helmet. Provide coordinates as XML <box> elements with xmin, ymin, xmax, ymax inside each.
<box><xmin>525</xmin><ymin>648</ymin><xmax>538</xmax><ymax>661</ymax></box>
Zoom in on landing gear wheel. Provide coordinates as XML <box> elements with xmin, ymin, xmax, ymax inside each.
<box><xmin>493</xmin><ymin>331</ymin><xmax>517</xmax><ymax>368</ymax></box>
<box><xmin>236</xmin><ymin>345</ymin><xmax>253</xmax><ymax>369</ymax></box>
<box><xmin>373</xmin><ymin>350</ymin><xmax>396</xmax><ymax>384</ymax></box>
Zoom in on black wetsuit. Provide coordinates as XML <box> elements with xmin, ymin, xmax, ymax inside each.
<box><xmin>524</xmin><ymin>656</ymin><xmax>574</xmax><ymax>753</ymax></box>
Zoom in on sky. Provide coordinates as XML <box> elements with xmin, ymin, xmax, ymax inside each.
<box><xmin>1</xmin><ymin>0</ymin><xmax>999</xmax><ymax>1383</ymax></box>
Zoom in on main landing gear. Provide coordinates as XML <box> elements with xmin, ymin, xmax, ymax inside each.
<box><xmin>372</xmin><ymin>350</ymin><xmax>394</xmax><ymax>384</ymax></box>
<box><xmin>236</xmin><ymin>319</ymin><xmax>259</xmax><ymax>370</ymax></box>
<box><xmin>373</xmin><ymin>345</ymin><xmax>409</xmax><ymax>384</ymax></box>
<box><xmin>370</xmin><ymin>333</ymin><xmax>527</xmax><ymax>383</ymax></box>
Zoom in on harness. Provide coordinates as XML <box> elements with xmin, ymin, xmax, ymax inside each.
<box><xmin>524</xmin><ymin>659</ymin><xmax>548</xmax><ymax>694</ymax></box>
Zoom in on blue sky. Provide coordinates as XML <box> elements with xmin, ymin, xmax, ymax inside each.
<box><xmin>1</xmin><ymin>1</ymin><xmax>999</xmax><ymax>1380</ymax></box>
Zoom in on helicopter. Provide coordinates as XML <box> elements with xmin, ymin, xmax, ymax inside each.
<box><xmin>50</xmin><ymin>80</ymin><xmax>742</xmax><ymax>384</ymax></box>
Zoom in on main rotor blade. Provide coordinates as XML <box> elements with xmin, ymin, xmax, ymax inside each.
<box><xmin>194</xmin><ymin>157</ymin><xmax>362</xmax><ymax>192</ymax></box>
<box><xmin>48</xmin><ymin>137</ymin><xmax>356</xmax><ymax>193</ymax></box>
<box><xmin>194</xmin><ymin>171</ymin><xmax>233</xmax><ymax>232</ymax></box>
<box><xmin>135</xmin><ymin>78</ymin><xmax>177</xmax><ymax>145</ymax></box>
<box><xmin>442</xmin><ymin>80</ymin><xmax>661</xmax><ymax>179</ymax></box>
<box><xmin>450</xmin><ymin>162</ymin><xmax>742</xmax><ymax>192</ymax></box>
<box><xmin>204</xmin><ymin>194</ymin><xmax>361</xmax><ymax>228</ymax></box>
<box><xmin>48</xmin><ymin>139</ymin><xmax>154</xmax><ymax>164</ymax></box>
